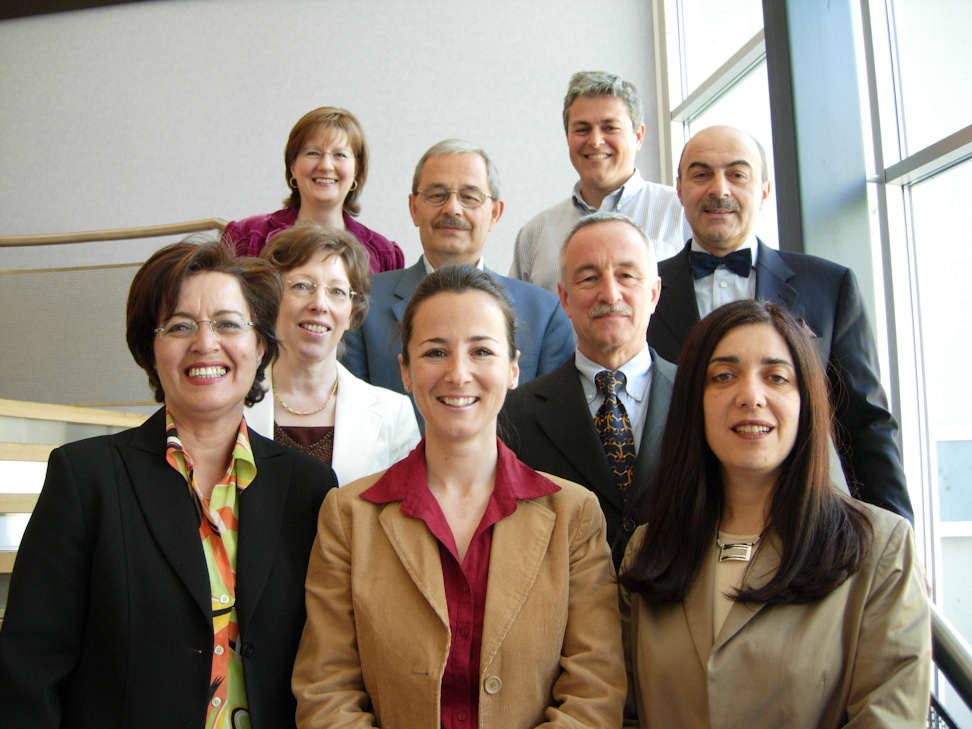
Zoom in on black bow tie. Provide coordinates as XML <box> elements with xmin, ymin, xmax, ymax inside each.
<box><xmin>689</xmin><ymin>248</ymin><xmax>752</xmax><ymax>279</ymax></box>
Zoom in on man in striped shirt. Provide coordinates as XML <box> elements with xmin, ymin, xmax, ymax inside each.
<box><xmin>509</xmin><ymin>70</ymin><xmax>689</xmax><ymax>295</ymax></box>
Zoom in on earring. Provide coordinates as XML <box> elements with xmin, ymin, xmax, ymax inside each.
<box><xmin>349</xmin><ymin>179</ymin><xmax>359</xmax><ymax>192</ymax></box>
<box><xmin>289</xmin><ymin>177</ymin><xmax>298</xmax><ymax>189</ymax></box>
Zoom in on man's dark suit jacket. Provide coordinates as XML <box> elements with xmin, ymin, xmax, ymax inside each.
<box><xmin>0</xmin><ymin>408</ymin><xmax>336</xmax><ymax>729</ymax></box>
<box><xmin>647</xmin><ymin>241</ymin><xmax>912</xmax><ymax>520</ymax></box>
<box><xmin>500</xmin><ymin>350</ymin><xmax>676</xmax><ymax>566</ymax></box>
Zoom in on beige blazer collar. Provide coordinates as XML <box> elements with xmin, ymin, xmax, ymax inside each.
<box><xmin>683</xmin><ymin>531</ymin><xmax>781</xmax><ymax>668</ymax></box>
<box><xmin>375</xmin><ymin>487</ymin><xmax>558</xmax><ymax>671</ymax></box>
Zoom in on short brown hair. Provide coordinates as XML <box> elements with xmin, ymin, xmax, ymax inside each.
<box><xmin>259</xmin><ymin>222</ymin><xmax>371</xmax><ymax>331</ymax></box>
<box><xmin>283</xmin><ymin>106</ymin><xmax>369</xmax><ymax>216</ymax></box>
<box><xmin>126</xmin><ymin>237</ymin><xmax>281</xmax><ymax>405</ymax></box>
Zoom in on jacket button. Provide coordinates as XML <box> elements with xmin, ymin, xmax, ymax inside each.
<box><xmin>483</xmin><ymin>676</ymin><xmax>502</xmax><ymax>695</ymax></box>
<box><xmin>623</xmin><ymin>519</ymin><xmax>636</xmax><ymax>533</ymax></box>
<box><xmin>242</xmin><ymin>643</ymin><xmax>254</xmax><ymax>658</ymax></box>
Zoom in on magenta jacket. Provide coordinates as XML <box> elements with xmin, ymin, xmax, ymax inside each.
<box><xmin>224</xmin><ymin>207</ymin><xmax>405</xmax><ymax>274</ymax></box>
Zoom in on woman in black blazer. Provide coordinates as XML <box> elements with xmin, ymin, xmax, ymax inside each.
<box><xmin>0</xmin><ymin>240</ymin><xmax>336</xmax><ymax>728</ymax></box>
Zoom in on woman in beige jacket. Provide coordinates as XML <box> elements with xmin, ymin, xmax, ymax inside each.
<box><xmin>619</xmin><ymin>300</ymin><xmax>931</xmax><ymax>728</ymax></box>
<box><xmin>292</xmin><ymin>265</ymin><xmax>626</xmax><ymax>728</ymax></box>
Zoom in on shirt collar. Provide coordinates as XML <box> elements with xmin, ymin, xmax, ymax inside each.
<box><xmin>574</xmin><ymin>344</ymin><xmax>653</xmax><ymax>405</ymax></box>
<box><xmin>421</xmin><ymin>254</ymin><xmax>485</xmax><ymax>276</ymax></box>
<box><xmin>361</xmin><ymin>437</ymin><xmax>560</xmax><ymax>510</ymax></box>
<box><xmin>571</xmin><ymin>169</ymin><xmax>646</xmax><ymax>212</ymax></box>
<box><xmin>690</xmin><ymin>235</ymin><xmax>760</xmax><ymax>267</ymax></box>
<box><xmin>163</xmin><ymin>409</ymin><xmax>257</xmax><ymax>489</ymax></box>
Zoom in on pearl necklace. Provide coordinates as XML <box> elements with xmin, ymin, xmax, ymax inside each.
<box><xmin>273</xmin><ymin>377</ymin><xmax>337</xmax><ymax>416</ymax></box>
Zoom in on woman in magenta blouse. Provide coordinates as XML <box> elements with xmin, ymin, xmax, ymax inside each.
<box><xmin>224</xmin><ymin>106</ymin><xmax>404</xmax><ymax>274</ymax></box>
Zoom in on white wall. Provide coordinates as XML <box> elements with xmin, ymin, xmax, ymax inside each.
<box><xmin>0</xmin><ymin>0</ymin><xmax>662</xmax><ymax>272</ymax></box>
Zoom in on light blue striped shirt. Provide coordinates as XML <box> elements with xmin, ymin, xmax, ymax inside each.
<box><xmin>509</xmin><ymin>170</ymin><xmax>690</xmax><ymax>295</ymax></box>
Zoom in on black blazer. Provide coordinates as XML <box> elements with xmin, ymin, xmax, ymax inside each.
<box><xmin>647</xmin><ymin>241</ymin><xmax>912</xmax><ymax>520</ymax></box>
<box><xmin>0</xmin><ymin>408</ymin><xmax>336</xmax><ymax>729</ymax></box>
<box><xmin>500</xmin><ymin>350</ymin><xmax>676</xmax><ymax>566</ymax></box>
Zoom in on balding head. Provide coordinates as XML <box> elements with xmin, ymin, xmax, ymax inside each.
<box><xmin>675</xmin><ymin>125</ymin><xmax>771</xmax><ymax>256</ymax></box>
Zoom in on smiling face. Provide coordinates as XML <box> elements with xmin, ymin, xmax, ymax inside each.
<box><xmin>289</xmin><ymin>128</ymin><xmax>357</xmax><ymax>212</ymax></box>
<box><xmin>276</xmin><ymin>254</ymin><xmax>353</xmax><ymax>366</ymax></box>
<box><xmin>399</xmin><ymin>291</ymin><xmax>519</xmax><ymax>445</ymax></box>
<box><xmin>703</xmin><ymin>323</ymin><xmax>801</xmax><ymax>491</ymax></box>
<box><xmin>408</xmin><ymin>153</ymin><xmax>504</xmax><ymax>269</ymax></box>
<box><xmin>153</xmin><ymin>271</ymin><xmax>264</xmax><ymax>427</ymax></box>
<box><xmin>677</xmin><ymin>125</ymin><xmax>771</xmax><ymax>255</ymax></box>
<box><xmin>566</xmin><ymin>95</ymin><xmax>645</xmax><ymax>205</ymax></box>
<box><xmin>559</xmin><ymin>220</ymin><xmax>660</xmax><ymax>370</ymax></box>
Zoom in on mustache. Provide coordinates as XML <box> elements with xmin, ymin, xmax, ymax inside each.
<box><xmin>433</xmin><ymin>216</ymin><xmax>472</xmax><ymax>231</ymax></box>
<box><xmin>701</xmin><ymin>198</ymin><xmax>740</xmax><ymax>213</ymax></box>
<box><xmin>589</xmin><ymin>303</ymin><xmax>633</xmax><ymax>318</ymax></box>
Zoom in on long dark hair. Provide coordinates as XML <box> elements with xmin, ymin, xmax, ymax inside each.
<box><xmin>619</xmin><ymin>300</ymin><xmax>872</xmax><ymax>604</ymax></box>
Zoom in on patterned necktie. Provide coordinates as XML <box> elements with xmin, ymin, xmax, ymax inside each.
<box><xmin>594</xmin><ymin>370</ymin><xmax>636</xmax><ymax>499</ymax></box>
<box><xmin>689</xmin><ymin>248</ymin><xmax>752</xmax><ymax>279</ymax></box>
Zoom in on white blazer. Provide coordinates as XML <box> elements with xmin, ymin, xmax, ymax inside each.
<box><xmin>247</xmin><ymin>362</ymin><xmax>420</xmax><ymax>485</ymax></box>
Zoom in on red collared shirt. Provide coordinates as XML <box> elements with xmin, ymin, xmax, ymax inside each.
<box><xmin>361</xmin><ymin>438</ymin><xmax>560</xmax><ymax>729</ymax></box>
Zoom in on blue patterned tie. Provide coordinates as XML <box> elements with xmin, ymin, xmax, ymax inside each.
<box><xmin>594</xmin><ymin>370</ymin><xmax>636</xmax><ymax>499</ymax></box>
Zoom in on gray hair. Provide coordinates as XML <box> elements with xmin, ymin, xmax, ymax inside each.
<box><xmin>411</xmin><ymin>139</ymin><xmax>502</xmax><ymax>200</ymax></box>
<box><xmin>558</xmin><ymin>212</ymin><xmax>657</xmax><ymax>286</ymax></box>
<box><xmin>562</xmin><ymin>71</ymin><xmax>644</xmax><ymax>132</ymax></box>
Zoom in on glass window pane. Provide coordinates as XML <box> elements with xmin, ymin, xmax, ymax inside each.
<box><xmin>680</xmin><ymin>64</ymin><xmax>778</xmax><ymax>249</ymax></box>
<box><xmin>910</xmin><ymin>160</ymin><xmax>972</xmax><ymax>701</ymax></box>
<box><xmin>678</xmin><ymin>0</ymin><xmax>763</xmax><ymax>95</ymax></box>
<box><xmin>892</xmin><ymin>0</ymin><xmax>972</xmax><ymax>154</ymax></box>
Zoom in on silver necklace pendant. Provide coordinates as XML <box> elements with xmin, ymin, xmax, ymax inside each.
<box><xmin>715</xmin><ymin>535</ymin><xmax>761</xmax><ymax>562</ymax></box>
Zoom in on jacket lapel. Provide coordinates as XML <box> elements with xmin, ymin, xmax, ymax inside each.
<box><xmin>712</xmin><ymin>534</ymin><xmax>780</xmax><ymax>651</ymax></box>
<box><xmin>632</xmin><ymin>350</ymin><xmax>675</xmax><ymax>488</ymax></box>
<box><xmin>391</xmin><ymin>261</ymin><xmax>428</xmax><ymax>324</ymax></box>
<box><xmin>480</xmin><ymin>499</ymin><xmax>556</xmax><ymax>668</ymax></box>
<box><xmin>332</xmin><ymin>363</ymin><xmax>384</xmax><ymax>485</ymax></box>
<box><xmin>235</xmin><ymin>431</ymin><xmax>291</xmax><ymax>629</ymax></box>
<box><xmin>683</xmin><ymin>548</ymin><xmax>716</xmax><ymax>670</ymax></box>
<box><xmin>121</xmin><ymin>409</ymin><xmax>211</xmax><ymax>619</ymax></box>
<box><xmin>754</xmin><ymin>241</ymin><xmax>798</xmax><ymax>310</ymax></box>
<box><xmin>530</xmin><ymin>360</ymin><xmax>620</xmax><ymax>512</ymax></box>
<box><xmin>378</xmin><ymin>504</ymin><xmax>451</xmax><ymax>628</ymax></box>
<box><xmin>656</xmin><ymin>246</ymin><xmax>701</xmax><ymax>346</ymax></box>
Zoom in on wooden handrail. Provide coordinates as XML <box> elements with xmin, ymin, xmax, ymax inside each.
<box><xmin>0</xmin><ymin>218</ymin><xmax>228</xmax><ymax>247</ymax></box>
<box><xmin>0</xmin><ymin>399</ymin><xmax>148</xmax><ymax>428</ymax></box>
<box><xmin>0</xmin><ymin>443</ymin><xmax>56</xmax><ymax>462</ymax></box>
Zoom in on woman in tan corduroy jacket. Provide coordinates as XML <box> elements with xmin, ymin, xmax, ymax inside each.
<box><xmin>292</xmin><ymin>265</ymin><xmax>626</xmax><ymax>728</ymax></box>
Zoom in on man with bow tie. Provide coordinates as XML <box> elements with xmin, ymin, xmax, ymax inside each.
<box><xmin>647</xmin><ymin>125</ymin><xmax>912</xmax><ymax>520</ymax></box>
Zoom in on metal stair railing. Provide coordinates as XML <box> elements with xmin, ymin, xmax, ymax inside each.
<box><xmin>931</xmin><ymin>602</ymin><xmax>972</xmax><ymax>727</ymax></box>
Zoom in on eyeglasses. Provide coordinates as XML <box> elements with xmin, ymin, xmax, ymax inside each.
<box><xmin>285</xmin><ymin>278</ymin><xmax>357</xmax><ymax>304</ymax></box>
<box><xmin>417</xmin><ymin>186</ymin><xmax>492</xmax><ymax>209</ymax></box>
<box><xmin>155</xmin><ymin>315</ymin><xmax>255</xmax><ymax>339</ymax></box>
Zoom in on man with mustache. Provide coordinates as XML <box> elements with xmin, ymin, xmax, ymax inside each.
<box><xmin>647</xmin><ymin>125</ymin><xmax>912</xmax><ymax>520</ymax></box>
<box><xmin>342</xmin><ymin>139</ymin><xmax>573</xmax><ymax>417</ymax></box>
<box><xmin>502</xmin><ymin>212</ymin><xmax>676</xmax><ymax>566</ymax></box>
